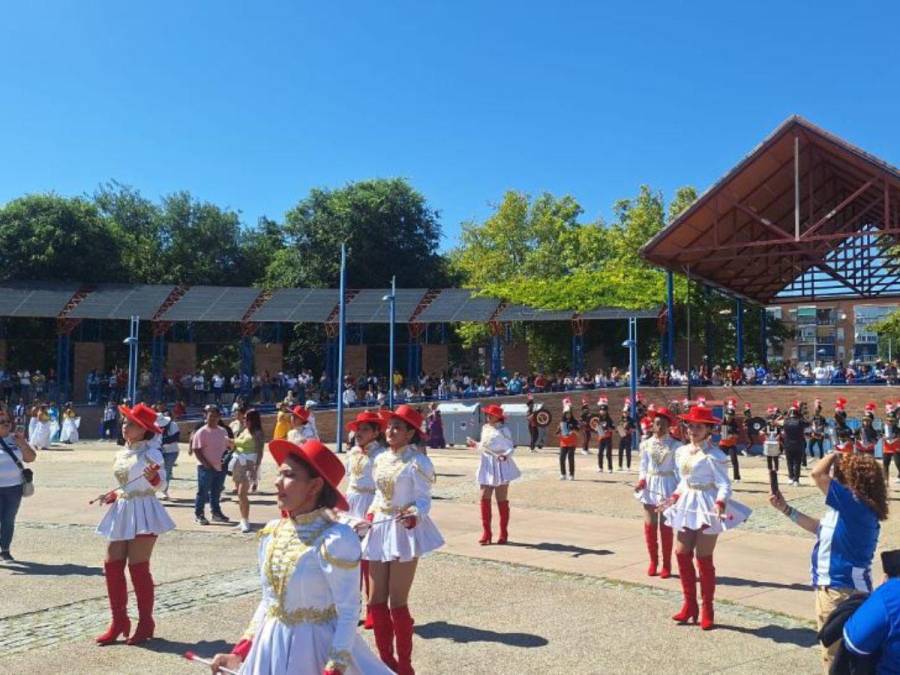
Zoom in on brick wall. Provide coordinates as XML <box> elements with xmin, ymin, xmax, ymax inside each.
<box><xmin>167</xmin><ymin>343</ymin><xmax>197</xmax><ymax>376</ymax></box>
<box><xmin>73</xmin><ymin>342</ymin><xmax>105</xmax><ymax>402</ymax></box>
<box><xmin>345</xmin><ymin>345</ymin><xmax>367</xmax><ymax>379</ymax></box>
<box><xmin>254</xmin><ymin>342</ymin><xmax>283</xmax><ymax>376</ymax></box>
<box><xmin>422</xmin><ymin>344</ymin><xmax>448</xmax><ymax>376</ymax></box>
<box><xmin>503</xmin><ymin>343</ymin><xmax>529</xmax><ymax>375</ymax></box>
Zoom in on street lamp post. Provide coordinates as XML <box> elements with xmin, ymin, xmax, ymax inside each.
<box><xmin>382</xmin><ymin>276</ymin><xmax>396</xmax><ymax>409</ymax></box>
<box><xmin>336</xmin><ymin>245</ymin><xmax>347</xmax><ymax>453</ymax></box>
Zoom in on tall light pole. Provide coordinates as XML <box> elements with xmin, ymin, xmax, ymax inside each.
<box><xmin>382</xmin><ymin>276</ymin><xmax>396</xmax><ymax>409</ymax></box>
<box><xmin>124</xmin><ymin>315</ymin><xmax>139</xmax><ymax>403</ymax></box>
<box><xmin>624</xmin><ymin>316</ymin><xmax>639</xmax><ymax>449</ymax></box>
<box><xmin>336</xmin><ymin>244</ymin><xmax>347</xmax><ymax>453</ymax></box>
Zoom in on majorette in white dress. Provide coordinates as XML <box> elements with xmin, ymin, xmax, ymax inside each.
<box><xmin>60</xmin><ymin>413</ymin><xmax>80</xmax><ymax>443</ymax></box>
<box><xmin>96</xmin><ymin>441</ymin><xmax>176</xmax><ymax>541</ymax></box>
<box><xmin>475</xmin><ymin>423</ymin><xmax>521</xmax><ymax>486</ymax></box>
<box><xmin>634</xmin><ymin>434</ymin><xmax>680</xmax><ymax>506</ymax></box>
<box><xmin>663</xmin><ymin>441</ymin><xmax>752</xmax><ymax>535</ymax></box>
<box><xmin>238</xmin><ymin>510</ymin><xmax>392</xmax><ymax>674</ymax></box>
<box><xmin>344</xmin><ymin>441</ymin><xmax>388</xmax><ymax>521</ymax></box>
<box><xmin>361</xmin><ymin>446</ymin><xmax>444</xmax><ymax>562</ymax></box>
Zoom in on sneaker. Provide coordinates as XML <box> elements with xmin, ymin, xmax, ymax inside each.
<box><xmin>559</xmin><ymin>475</ymin><xmax>567</xmax><ymax>481</ymax></box>
<box><xmin>194</xmin><ymin>515</ymin><xmax>210</xmax><ymax>526</ymax></box>
<box><xmin>211</xmin><ymin>513</ymin><xmax>231</xmax><ymax>524</ymax></box>
<box><xmin>596</xmin><ymin>468</ymin><xmax>603</xmax><ymax>473</ymax></box>
<box><xmin>240</xmin><ymin>520</ymin><xmax>251</xmax><ymax>533</ymax></box>
<box><xmin>0</xmin><ymin>551</ymin><xmax>13</xmax><ymax>562</ymax></box>
<box><xmin>580</xmin><ymin>450</ymin><xmax>589</xmax><ymax>455</ymax></box>
<box><xmin>568</xmin><ymin>475</ymin><xmax>575</xmax><ymax>481</ymax></box>
<box><xmin>160</xmin><ymin>491</ymin><xmax>169</xmax><ymax>501</ymax></box>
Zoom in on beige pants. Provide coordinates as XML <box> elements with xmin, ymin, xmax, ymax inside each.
<box><xmin>815</xmin><ymin>586</ymin><xmax>860</xmax><ymax>672</ymax></box>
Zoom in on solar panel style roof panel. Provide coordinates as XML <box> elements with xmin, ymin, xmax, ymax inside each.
<box><xmin>416</xmin><ymin>289</ymin><xmax>501</xmax><ymax>323</ymax></box>
<box><xmin>0</xmin><ymin>282</ymin><xmax>82</xmax><ymax>318</ymax></box>
<box><xmin>68</xmin><ymin>284</ymin><xmax>175</xmax><ymax>320</ymax></box>
<box><xmin>159</xmin><ymin>286</ymin><xmax>263</xmax><ymax>322</ymax></box>
<box><xmin>252</xmin><ymin>288</ymin><xmax>339</xmax><ymax>323</ymax></box>
<box><xmin>496</xmin><ymin>304</ymin><xmax>574</xmax><ymax>322</ymax></box>
<box><xmin>345</xmin><ymin>289</ymin><xmax>428</xmax><ymax>323</ymax></box>
<box><xmin>579</xmin><ymin>307</ymin><xmax>660</xmax><ymax>320</ymax></box>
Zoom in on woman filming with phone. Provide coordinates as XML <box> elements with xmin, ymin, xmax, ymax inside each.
<box><xmin>0</xmin><ymin>410</ymin><xmax>37</xmax><ymax>562</ymax></box>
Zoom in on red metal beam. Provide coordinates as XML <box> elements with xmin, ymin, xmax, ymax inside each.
<box><xmin>803</xmin><ymin>179</ymin><xmax>876</xmax><ymax>237</ymax></box>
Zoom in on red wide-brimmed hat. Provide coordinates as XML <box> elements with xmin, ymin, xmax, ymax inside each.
<box><xmin>269</xmin><ymin>438</ymin><xmax>349</xmax><ymax>511</ymax></box>
<box><xmin>346</xmin><ymin>410</ymin><xmax>387</xmax><ymax>433</ymax></box>
<box><xmin>679</xmin><ymin>405</ymin><xmax>721</xmax><ymax>426</ymax></box>
<box><xmin>648</xmin><ymin>406</ymin><xmax>678</xmax><ymax>424</ymax></box>
<box><xmin>291</xmin><ymin>405</ymin><xmax>311</xmax><ymax>423</ymax></box>
<box><xmin>386</xmin><ymin>404</ymin><xmax>424</xmax><ymax>432</ymax></box>
<box><xmin>482</xmin><ymin>403</ymin><xmax>505</xmax><ymax>421</ymax></box>
<box><xmin>119</xmin><ymin>402</ymin><xmax>162</xmax><ymax>435</ymax></box>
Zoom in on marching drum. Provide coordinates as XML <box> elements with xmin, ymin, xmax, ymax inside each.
<box><xmin>588</xmin><ymin>415</ymin><xmax>602</xmax><ymax>431</ymax></box>
<box><xmin>763</xmin><ymin>439</ymin><xmax>781</xmax><ymax>457</ymax></box>
<box><xmin>534</xmin><ymin>409</ymin><xmax>552</xmax><ymax>428</ymax></box>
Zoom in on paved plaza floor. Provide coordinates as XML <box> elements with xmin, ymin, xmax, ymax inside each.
<box><xmin>2</xmin><ymin>440</ymin><xmax>898</xmax><ymax>674</ymax></box>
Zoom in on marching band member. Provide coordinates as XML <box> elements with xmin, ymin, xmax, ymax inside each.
<box><xmin>579</xmin><ymin>397</ymin><xmax>593</xmax><ymax>455</ymax></box>
<box><xmin>526</xmin><ymin>396</ymin><xmax>540</xmax><ymax>453</ymax></box>
<box><xmin>361</xmin><ymin>404</ymin><xmax>444</xmax><ymax>674</ymax></box>
<box><xmin>856</xmin><ymin>403</ymin><xmax>880</xmax><ymax>455</ymax></box>
<box><xmin>834</xmin><ymin>398</ymin><xmax>855</xmax><ymax>454</ymax></box>
<box><xmin>595</xmin><ymin>397</ymin><xmax>615</xmax><ymax>473</ymax></box>
<box><xmin>663</xmin><ymin>404</ymin><xmax>752</xmax><ymax>631</ymax></box>
<box><xmin>718</xmin><ymin>399</ymin><xmax>740</xmax><ymax>481</ymax></box>
<box><xmin>640</xmin><ymin>405</ymin><xmax>654</xmax><ymax>441</ymax></box>
<box><xmin>558</xmin><ymin>398</ymin><xmax>579</xmax><ymax>481</ymax></box>
<box><xmin>782</xmin><ymin>401</ymin><xmax>807</xmax><ymax>487</ymax></box>
<box><xmin>95</xmin><ymin>403</ymin><xmax>175</xmax><ymax>646</ymax></box>
<box><xmin>618</xmin><ymin>399</ymin><xmax>636</xmax><ymax>472</ymax></box>
<box><xmin>470</xmin><ymin>403</ymin><xmax>521</xmax><ymax>545</ymax></box>
<box><xmin>741</xmin><ymin>402</ymin><xmax>753</xmax><ymax>455</ymax></box>
<box><xmin>210</xmin><ymin>438</ymin><xmax>392</xmax><ymax>675</ymax></box>
<box><xmin>287</xmin><ymin>405</ymin><xmax>317</xmax><ymax>444</ymax></box>
<box><xmin>808</xmin><ymin>399</ymin><xmax>827</xmax><ymax>460</ymax></box>
<box><xmin>883</xmin><ymin>401</ymin><xmax>900</xmax><ymax>484</ymax></box>
<box><xmin>634</xmin><ymin>407</ymin><xmax>679</xmax><ymax>578</ymax></box>
<box><xmin>763</xmin><ymin>407</ymin><xmax>782</xmax><ymax>474</ymax></box>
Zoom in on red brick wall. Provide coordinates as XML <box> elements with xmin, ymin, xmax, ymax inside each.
<box><xmin>345</xmin><ymin>345</ymin><xmax>367</xmax><ymax>379</ymax></box>
<box><xmin>254</xmin><ymin>343</ymin><xmax>283</xmax><ymax>376</ymax></box>
<box><xmin>422</xmin><ymin>344</ymin><xmax>448</xmax><ymax>376</ymax></box>
<box><xmin>167</xmin><ymin>343</ymin><xmax>197</xmax><ymax>376</ymax></box>
<box><xmin>503</xmin><ymin>343</ymin><xmax>529</xmax><ymax>375</ymax></box>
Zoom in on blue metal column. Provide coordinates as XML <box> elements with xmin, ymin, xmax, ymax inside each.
<box><xmin>325</xmin><ymin>338</ymin><xmax>338</xmax><ymax>395</ymax></box>
<box><xmin>571</xmin><ymin>334</ymin><xmax>584</xmax><ymax>376</ymax></box>
<box><xmin>56</xmin><ymin>334</ymin><xmax>70</xmax><ymax>404</ymax></box>
<box><xmin>760</xmin><ymin>306</ymin><xmax>768</xmax><ymax>365</ymax></box>
<box><xmin>735</xmin><ymin>298</ymin><xmax>744</xmax><ymax>365</ymax></box>
<box><xmin>628</xmin><ymin>317</ymin><xmax>639</xmax><ymax>448</ymax></box>
<box><xmin>666</xmin><ymin>270</ymin><xmax>675</xmax><ymax>366</ymax></box>
<box><xmin>407</xmin><ymin>338</ymin><xmax>422</xmax><ymax>384</ymax></box>
<box><xmin>240</xmin><ymin>337</ymin><xmax>254</xmax><ymax>399</ymax></box>
<box><xmin>151</xmin><ymin>329</ymin><xmax>166</xmax><ymax>402</ymax></box>
<box><xmin>336</xmin><ymin>244</ymin><xmax>347</xmax><ymax>453</ymax></box>
<box><xmin>387</xmin><ymin>277</ymin><xmax>396</xmax><ymax>408</ymax></box>
<box><xmin>703</xmin><ymin>286</ymin><xmax>713</xmax><ymax>368</ymax></box>
<box><xmin>490</xmin><ymin>335</ymin><xmax>503</xmax><ymax>382</ymax></box>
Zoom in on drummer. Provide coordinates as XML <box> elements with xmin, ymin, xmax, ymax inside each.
<box><xmin>807</xmin><ymin>399</ymin><xmax>827</xmax><ymax>460</ymax></box>
<box><xmin>884</xmin><ymin>401</ymin><xmax>900</xmax><ymax>483</ymax></box>
<box><xmin>718</xmin><ymin>399</ymin><xmax>740</xmax><ymax>482</ymax></box>
<box><xmin>763</xmin><ymin>407</ymin><xmax>782</xmax><ymax>474</ymax></box>
<box><xmin>856</xmin><ymin>403</ymin><xmax>880</xmax><ymax>455</ymax></box>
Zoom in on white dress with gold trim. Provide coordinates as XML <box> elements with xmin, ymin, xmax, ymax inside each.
<box><xmin>663</xmin><ymin>442</ymin><xmax>752</xmax><ymax>534</ymax></box>
<box><xmin>361</xmin><ymin>446</ymin><xmax>445</xmax><ymax>562</ymax></box>
<box><xmin>475</xmin><ymin>424</ymin><xmax>521</xmax><ymax>486</ymax></box>
<box><xmin>95</xmin><ymin>441</ymin><xmax>175</xmax><ymax>541</ymax></box>
<box><xmin>238</xmin><ymin>511</ymin><xmax>392</xmax><ymax>674</ymax></box>
<box><xmin>344</xmin><ymin>441</ymin><xmax>387</xmax><ymax>521</ymax></box>
<box><xmin>634</xmin><ymin>435</ymin><xmax>679</xmax><ymax>506</ymax></box>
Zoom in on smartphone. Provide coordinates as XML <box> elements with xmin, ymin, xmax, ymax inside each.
<box><xmin>14</xmin><ymin>424</ymin><xmax>25</xmax><ymax>435</ymax></box>
<box><xmin>769</xmin><ymin>469</ymin><xmax>780</xmax><ymax>495</ymax></box>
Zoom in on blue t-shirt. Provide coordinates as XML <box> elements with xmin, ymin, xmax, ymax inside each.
<box><xmin>810</xmin><ymin>481</ymin><xmax>880</xmax><ymax>591</ymax></box>
<box><xmin>843</xmin><ymin>578</ymin><xmax>900</xmax><ymax>674</ymax></box>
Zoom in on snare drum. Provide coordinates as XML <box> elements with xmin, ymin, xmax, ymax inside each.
<box><xmin>763</xmin><ymin>440</ymin><xmax>781</xmax><ymax>457</ymax></box>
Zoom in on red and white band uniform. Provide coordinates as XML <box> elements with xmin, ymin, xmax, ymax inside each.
<box><xmin>634</xmin><ymin>428</ymin><xmax>679</xmax><ymax>577</ymax></box>
<box><xmin>345</xmin><ymin>440</ymin><xmax>387</xmax><ymax>522</ymax></box>
<box><xmin>475</xmin><ymin>416</ymin><xmax>521</xmax><ymax>545</ymax></box>
<box><xmin>883</xmin><ymin>405</ymin><xmax>900</xmax><ymax>482</ymax></box>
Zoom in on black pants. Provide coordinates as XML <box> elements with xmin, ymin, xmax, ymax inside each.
<box><xmin>766</xmin><ymin>455</ymin><xmax>780</xmax><ymax>473</ymax></box>
<box><xmin>559</xmin><ymin>447</ymin><xmax>575</xmax><ymax>477</ymax></box>
<box><xmin>725</xmin><ymin>445</ymin><xmax>741</xmax><ymax>480</ymax></box>
<box><xmin>884</xmin><ymin>454</ymin><xmax>900</xmax><ymax>481</ymax></box>
<box><xmin>618</xmin><ymin>437</ymin><xmax>632</xmax><ymax>469</ymax></box>
<box><xmin>786</xmin><ymin>449</ymin><xmax>804</xmax><ymax>482</ymax></box>
<box><xmin>529</xmin><ymin>426</ymin><xmax>539</xmax><ymax>451</ymax></box>
<box><xmin>102</xmin><ymin>420</ymin><xmax>116</xmax><ymax>439</ymax></box>
<box><xmin>598</xmin><ymin>438</ymin><xmax>613</xmax><ymax>471</ymax></box>
<box><xmin>582</xmin><ymin>430</ymin><xmax>592</xmax><ymax>453</ymax></box>
<box><xmin>808</xmin><ymin>438</ymin><xmax>824</xmax><ymax>459</ymax></box>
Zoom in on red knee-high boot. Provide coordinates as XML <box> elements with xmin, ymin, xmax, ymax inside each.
<box><xmin>478</xmin><ymin>498</ymin><xmax>492</xmax><ymax>545</ymax></box>
<box><xmin>643</xmin><ymin>523</ymin><xmax>659</xmax><ymax>576</ymax></box>
<box><xmin>126</xmin><ymin>562</ymin><xmax>155</xmax><ymax>645</ymax></box>
<box><xmin>497</xmin><ymin>500</ymin><xmax>510</xmax><ymax>544</ymax></box>
<box><xmin>361</xmin><ymin>561</ymin><xmax>374</xmax><ymax>630</ymax></box>
<box><xmin>371</xmin><ymin>603</ymin><xmax>399</xmax><ymax>671</ymax></box>
<box><xmin>391</xmin><ymin>605</ymin><xmax>416</xmax><ymax>675</ymax></box>
<box><xmin>697</xmin><ymin>555</ymin><xmax>716</xmax><ymax>630</ymax></box>
<box><xmin>672</xmin><ymin>552</ymin><xmax>698</xmax><ymax>624</ymax></box>
<box><xmin>95</xmin><ymin>559</ymin><xmax>131</xmax><ymax>645</ymax></box>
<box><xmin>659</xmin><ymin>524</ymin><xmax>674</xmax><ymax>579</ymax></box>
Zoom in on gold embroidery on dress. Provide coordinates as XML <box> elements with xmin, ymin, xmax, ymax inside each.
<box><xmin>319</xmin><ymin>543</ymin><xmax>360</xmax><ymax>570</ymax></box>
<box><xmin>374</xmin><ymin>449</ymin><xmax>412</xmax><ymax>504</ymax></box>
<box><xmin>649</xmin><ymin>439</ymin><xmax>671</xmax><ymax>467</ymax></box>
<box><xmin>325</xmin><ymin>649</ymin><xmax>352</xmax><ymax>671</ymax></box>
<box><xmin>349</xmin><ymin>452</ymin><xmax>369</xmax><ymax>480</ymax></box>
<box><xmin>267</xmin><ymin>604</ymin><xmax>337</xmax><ymax>625</ymax></box>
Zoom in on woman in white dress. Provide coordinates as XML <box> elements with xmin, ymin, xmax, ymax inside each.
<box><xmin>469</xmin><ymin>403</ymin><xmax>520</xmax><ymax>546</ymax></box>
<box><xmin>662</xmin><ymin>404</ymin><xmax>751</xmax><ymax>631</ymax></box>
<box><xmin>210</xmin><ymin>438</ymin><xmax>391</xmax><ymax>675</ymax></box>
<box><xmin>360</xmin><ymin>405</ymin><xmax>444</xmax><ymax>675</ymax></box>
<box><xmin>60</xmin><ymin>404</ymin><xmax>80</xmax><ymax>444</ymax></box>
<box><xmin>30</xmin><ymin>405</ymin><xmax>52</xmax><ymax>450</ymax></box>
<box><xmin>95</xmin><ymin>403</ymin><xmax>175</xmax><ymax>646</ymax></box>
<box><xmin>634</xmin><ymin>407</ymin><xmax>679</xmax><ymax>578</ymax></box>
<box><xmin>343</xmin><ymin>410</ymin><xmax>389</xmax><ymax>630</ymax></box>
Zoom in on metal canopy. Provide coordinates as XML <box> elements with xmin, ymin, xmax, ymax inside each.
<box><xmin>496</xmin><ymin>304</ymin><xmax>574</xmax><ymax>322</ymax></box>
<box><xmin>252</xmin><ymin>288</ymin><xmax>339</xmax><ymax>323</ymax></box>
<box><xmin>158</xmin><ymin>286</ymin><xmax>263</xmax><ymax>322</ymax></box>
<box><xmin>68</xmin><ymin>284</ymin><xmax>176</xmax><ymax>320</ymax></box>
<box><xmin>416</xmin><ymin>289</ymin><xmax>501</xmax><ymax>323</ymax></box>
<box><xmin>640</xmin><ymin>116</ymin><xmax>900</xmax><ymax>304</ymax></box>
<box><xmin>580</xmin><ymin>307</ymin><xmax>659</xmax><ymax>320</ymax></box>
<box><xmin>0</xmin><ymin>282</ymin><xmax>81</xmax><ymax>318</ymax></box>
<box><xmin>346</xmin><ymin>289</ymin><xmax>428</xmax><ymax>323</ymax></box>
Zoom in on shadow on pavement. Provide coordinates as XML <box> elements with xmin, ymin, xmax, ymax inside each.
<box><xmin>2</xmin><ymin>561</ymin><xmax>103</xmax><ymax>576</ymax></box>
<box><xmin>136</xmin><ymin>637</ymin><xmax>232</xmax><ymax>657</ymax></box>
<box><xmin>415</xmin><ymin>621</ymin><xmax>548</xmax><ymax>648</ymax></box>
<box><xmin>502</xmin><ymin>541</ymin><xmax>613</xmax><ymax>558</ymax></box>
<box><xmin>717</xmin><ymin>623</ymin><xmax>818</xmax><ymax>648</ymax></box>
<box><xmin>717</xmin><ymin>576</ymin><xmax>809</xmax><ymax>592</ymax></box>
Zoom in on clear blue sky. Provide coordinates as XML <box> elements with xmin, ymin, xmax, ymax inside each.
<box><xmin>1</xmin><ymin>1</ymin><xmax>898</xmax><ymax>251</ymax></box>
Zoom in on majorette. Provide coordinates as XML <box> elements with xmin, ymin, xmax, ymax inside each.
<box><xmin>472</xmin><ymin>403</ymin><xmax>521</xmax><ymax>545</ymax></box>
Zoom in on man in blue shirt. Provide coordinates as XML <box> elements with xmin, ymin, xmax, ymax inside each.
<box><xmin>844</xmin><ymin>549</ymin><xmax>900</xmax><ymax>674</ymax></box>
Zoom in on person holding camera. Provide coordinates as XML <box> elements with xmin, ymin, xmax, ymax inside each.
<box><xmin>0</xmin><ymin>410</ymin><xmax>36</xmax><ymax>561</ymax></box>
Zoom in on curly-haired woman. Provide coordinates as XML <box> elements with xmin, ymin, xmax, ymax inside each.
<box><xmin>768</xmin><ymin>452</ymin><xmax>888</xmax><ymax>671</ymax></box>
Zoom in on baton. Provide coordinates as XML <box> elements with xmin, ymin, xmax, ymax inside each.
<box><xmin>633</xmin><ymin>484</ymin><xmax>734</xmax><ymax>521</ymax></box>
<box><xmin>89</xmin><ymin>462</ymin><xmax>160</xmax><ymax>505</ymax></box>
<box><xmin>183</xmin><ymin>651</ymin><xmax>240</xmax><ymax>674</ymax></box>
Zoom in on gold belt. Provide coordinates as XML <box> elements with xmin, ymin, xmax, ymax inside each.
<box><xmin>686</xmin><ymin>482</ymin><xmax>716</xmax><ymax>491</ymax></box>
<box><xmin>349</xmin><ymin>487</ymin><xmax>376</xmax><ymax>494</ymax></box>
<box><xmin>267</xmin><ymin>604</ymin><xmax>337</xmax><ymax>626</ymax></box>
<box><xmin>378</xmin><ymin>502</ymin><xmax>414</xmax><ymax>514</ymax></box>
<box><xmin>120</xmin><ymin>489</ymin><xmax>157</xmax><ymax>499</ymax></box>
<box><xmin>649</xmin><ymin>471</ymin><xmax>675</xmax><ymax>477</ymax></box>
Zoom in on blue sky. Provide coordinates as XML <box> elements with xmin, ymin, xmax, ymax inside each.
<box><xmin>1</xmin><ymin>1</ymin><xmax>898</xmax><ymax>251</ymax></box>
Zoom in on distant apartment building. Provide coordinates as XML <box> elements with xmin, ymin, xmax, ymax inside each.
<box><xmin>767</xmin><ymin>299</ymin><xmax>898</xmax><ymax>364</ymax></box>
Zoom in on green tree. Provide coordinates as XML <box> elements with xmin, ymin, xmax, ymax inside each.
<box><xmin>0</xmin><ymin>193</ymin><xmax>127</xmax><ymax>283</ymax></box>
<box><xmin>93</xmin><ymin>181</ymin><xmax>165</xmax><ymax>282</ymax></box>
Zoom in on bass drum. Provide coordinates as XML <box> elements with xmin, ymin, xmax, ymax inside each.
<box><xmin>534</xmin><ymin>409</ymin><xmax>553</xmax><ymax>428</ymax></box>
<box><xmin>588</xmin><ymin>415</ymin><xmax>602</xmax><ymax>431</ymax></box>
<box><xmin>748</xmin><ymin>416</ymin><xmax>767</xmax><ymax>437</ymax></box>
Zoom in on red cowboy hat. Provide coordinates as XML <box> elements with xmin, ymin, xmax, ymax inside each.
<box><xmin>648</xmin><ymin>406</ymin><xmax>678</xmax><ymax>425</ymax></box>
<box><xmin>269</xmin><ymin>438</ymin><xmax>349</xmax><ymax>511</ymax></box>
<box><xmin>291</xmin><ymin>405</ymin><xmax>311</xmax><ymax>423</ymax></box>
<box><xmin>482</xmin><ymin>404</ymin><xmax>505</xmax><ymax>421</ymax></box>
<box><xmin>385</xmin><ymin>404</ymin><xmax>424</xmax><ymax>432</ymax></box>
<box><xmin>346</xmin><ymin>410</ymin><xmax>387</xmax><ymax>433</ymax></box>
<box><xmin>679</xmin><ymin>405</ymin><xmax>721</xmax><ymax>426</ymax></box>
<box><xmin>119</xmin><ymin>402</ymin><xmax>162</xmax><ymax>435</ymax></box>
